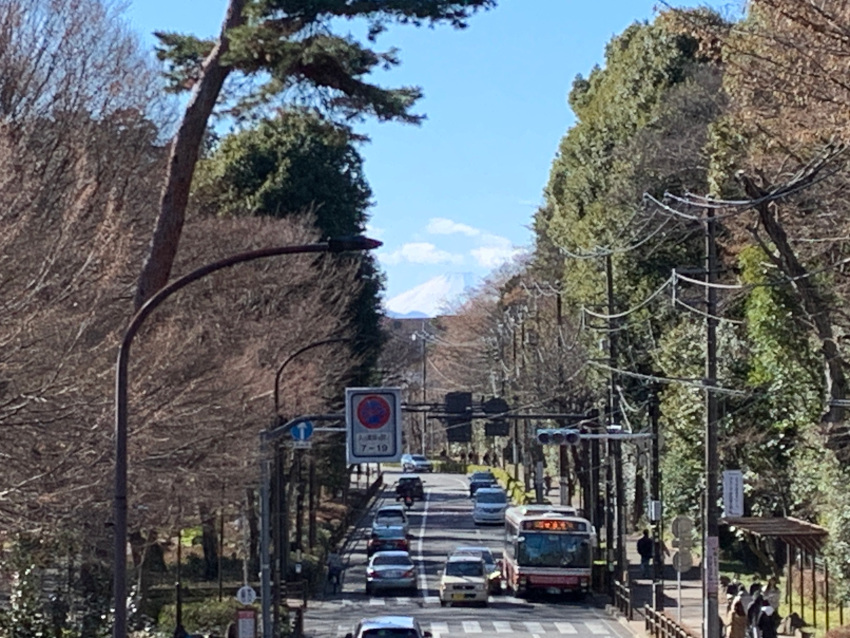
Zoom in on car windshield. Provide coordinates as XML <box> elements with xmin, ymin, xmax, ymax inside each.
<box><xmin>399</xmin><ymin>478</ymin><xmax>419</xmax><ymax>485</ymax></box>
<box><xmin>476</xmin><ymin>492</ymin><xmax>506</xmax><ymax>504</ymax></box>
<box><xmin>373</xmin><ymin>554</ymin><xmax>413</xmax><ymax>567</ymax></box>
<box><xmin>411</xmin><ymin>455</ymin><xmax>427</xmax><ymax>462</ymax></box>
<box><xmin>470</xmin><ymin>472</ymin><xmax>494</xmax><ymax>482</ymax></box>
<box><xmin>516</xmin><ymin>532</ymin><xmax>592</xmax><ymax>568</ymax></box>
<box><xmin>445</xmin><ymin>561</ymin><xmax>484</xmax><ymax>577</ymax></box>
<box><xmin>362</xmin><ymin>630</ymin><xmax>419</xmax><ymax>638</ymax></box>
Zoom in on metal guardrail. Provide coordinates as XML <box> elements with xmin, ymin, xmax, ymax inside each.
<box><xmin>613</xmin><ymin>580</ymin><xmax>632</xmax><ymax>620</ymax></box>
<box><xmin>644</xmin><ymin>604</ymin><xmax>700</xmax><ymax>638</ymax></box>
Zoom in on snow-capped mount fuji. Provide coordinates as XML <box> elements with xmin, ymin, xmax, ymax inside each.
<box><xmin>385</xmin><ymin>273</ymin><xmax>477</xmax><ymax>318</ymax></box>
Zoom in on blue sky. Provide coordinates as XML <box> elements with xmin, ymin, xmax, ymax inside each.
<box><xmin>125</xmin><ymin>0</ymin><xmax>739</xmax><ymax>310</ymax></box>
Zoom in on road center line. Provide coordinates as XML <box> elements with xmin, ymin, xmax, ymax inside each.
<box><xmin>416</xmin><ymin>489</ymin><xmax>430</xmax><ymax>596</ymax></box>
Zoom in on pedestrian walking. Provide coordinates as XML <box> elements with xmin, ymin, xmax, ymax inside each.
<box><xmin>725</xmin><ymin>592</ymin><xmax>748</xmax><ymax>638</ymax></box>
<box><xmin>327</xmin><ymin>549</ymin><xmax>343</xmax><ymax>594</ymax></box>
<box><xmin>543</xmin><ymin>474</ymin><xmax>552</xmax><ymax>495</ymax></box>
<box><xmin>756</xmin><ymin>602</ymin><xmax>778</xmax><ymax>638</ymax></box>
<box><xmin>637</xmin><ymin>529</ymin><xmax>653</xmax><ymax>578</ymax></box>
<box><xmin>746</xmin><ymin>584</ymin><xmax>764</xmax><ymax>638</ymax></box>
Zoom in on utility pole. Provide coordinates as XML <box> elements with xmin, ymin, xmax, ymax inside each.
<box><xmin>606</xmin><ymin>255</ymin><xmax>626</xmax><ymax>585</ymax></box>
<box><xmin>421</xmin><ymin>330</ymin><xmax>428</xmax><ymax>454</ymax></box>
<box><xmin>704</xmin><ymin>208</ymin><xmax>720</xmax><ymax>638</ymax></box>
<box><xmin>650</xmin><ymin>385</ymin><xmax>664</xmax><ymax>610</ymax></box>
<box><xmin>556</xmin><ymin>288</ymin><xmax>571</xmax><ymax>506</ymax></box>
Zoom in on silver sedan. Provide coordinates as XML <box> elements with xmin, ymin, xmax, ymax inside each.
<box><xmin>365</xmin><ymin>551</ymin><xmax>417</xmax><ymax>595</ymax></box>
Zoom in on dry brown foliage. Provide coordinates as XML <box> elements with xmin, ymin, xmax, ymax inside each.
<box><xmin>0</xmin><ymin>0</ymin><xmax>368</xmax><ymax>560</ymax></box>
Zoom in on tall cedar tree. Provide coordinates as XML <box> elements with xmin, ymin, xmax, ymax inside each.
<box><xmin>134</xmin><ymin>0</ymin><xmax>495</xmax><ymax>309</ymax></box>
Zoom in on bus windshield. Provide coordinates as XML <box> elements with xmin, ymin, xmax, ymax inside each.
<box><xmin>516</xmin><ymin>532</ymin><xmax>591</xmax><ymax>568</ymax></box>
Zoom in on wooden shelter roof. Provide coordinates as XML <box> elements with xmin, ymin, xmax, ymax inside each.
<box><xmin>721</xmin><ymin>516</ymin><xmax>827</xmax><ymax>554</ymax></box>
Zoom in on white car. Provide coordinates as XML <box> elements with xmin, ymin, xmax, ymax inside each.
<box><xmin>345</xmin><ymin>616</ymin><xmax>432</xmax><ymax>638</ymax></box>
<box><xmin>372</xmin><ymin>504</ymin><xmax>410</xmax><ymax>535</ymax></box>
<box><xmin>401</xmin><ymin>453</ymin><xmax>433</xmax><ymax>472</ymax></box>
<box><xmin>438</xmin><ymin>554</ymin><xmax>489</xmax><ymax>607</ymax></box>
<box><xmin>451</xmin><ymin>546</ymin><xmax>502</xmax><ymax>594</ymax></box>
<box><xmin>472</xmin><ymin>486</ymin><xmax>507</xmax><ymax>525</ymax></box>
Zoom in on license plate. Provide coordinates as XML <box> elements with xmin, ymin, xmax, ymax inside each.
<box><xmin>452</xmin><ymin>593</ymin><xmax>469</xmax><ymax>600</ymax></box>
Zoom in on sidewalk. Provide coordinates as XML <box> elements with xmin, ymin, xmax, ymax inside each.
<box><xmin>623</xmin><ymin>531</ymin><xmax>704</xmax><ymax>638</ymax></box>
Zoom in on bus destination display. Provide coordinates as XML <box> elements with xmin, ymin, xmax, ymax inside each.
<box><xmin>522</xmin><ymin>519</ymin><xmax>586</xmax><ymax>532</ymax></box>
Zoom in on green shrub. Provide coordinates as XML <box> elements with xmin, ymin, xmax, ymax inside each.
<box><xmin>158</xmin><ymin>597</ymin><xmax>248</xmax><ymax>634</ymax></box>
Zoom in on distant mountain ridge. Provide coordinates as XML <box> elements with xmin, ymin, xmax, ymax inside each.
<box><xmin>385</xmin><ymin>273</ymin><xmax>477</xmax><ymax>318</ymax></box>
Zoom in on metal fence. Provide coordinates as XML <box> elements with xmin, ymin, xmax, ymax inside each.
<box><xmin>644</xmin><ymin>604</ymin><xmax>700</xmax><ymax>638</ymax></box>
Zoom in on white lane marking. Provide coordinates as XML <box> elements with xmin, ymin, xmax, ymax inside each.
<box><xmin>430</xmin><ymin>622</ymin><xmax>449</xmax><ymax>635</ymax></box>
<box><xmin>586</xmin><ymin>622</ymin><xmax>609</xmax><ymax>634</ymax></box>
<box><xmin>416</xmin><ymin>490</ymin><xmax>431</xmax><ymax>595</ymax></box>
<box><xmin>462</xmin><ymin>621</ymin><xmax>482</xmax><ymax>633</ymax></box>
<box><xmin>556</xmin><ymin>622</ymin><xmax>578</xmax><ymax>634</ymax></box>
<box><xmin>493</xmin><ymin>620</ymin><xmax>513</xmax><ymax>633</ymax></box>
<box><xmin>525</xmin><ymin>622</ymin><xmax>545</xmax><ymax>633</ymax></box>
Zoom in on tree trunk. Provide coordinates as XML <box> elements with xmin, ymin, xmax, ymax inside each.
<box><xmin>199</xmin><ymin>503</ymin><xmax>219</xmax><ymax>581</ymax></box>
<box><xmin>134</xmin><ymin>0</ymin><xmax>247</xmax><ymax>310</ymax></box>
<box><xmin>738</xmin><ymin>172</ymin><xmax>850</xmax><ymax>459</ymax></box>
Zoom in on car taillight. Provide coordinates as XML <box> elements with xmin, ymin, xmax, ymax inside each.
<box><xmin>402</xmin><ymin>570</ymin><xmax>415</xmax><ymax>578</ymax></box>
<box><xmin>367</xmin><ymin>568</ymin><xmax>376</xmax><ymax>577</ymax></box>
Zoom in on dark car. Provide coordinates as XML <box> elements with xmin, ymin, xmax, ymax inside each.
<box><xmin>468</xmin><ymin>471</ymin><xmax>496</xmax><ymax>497</ymax></box>
<box><xmin>395</xmin><ymin>474</ymin><xmax>425</xmax><ymax>500</ymax></box>
<box><xmin>367</xmin><ymin>525</ymin><xmax>412</xmax><ymax>557</ymax></box>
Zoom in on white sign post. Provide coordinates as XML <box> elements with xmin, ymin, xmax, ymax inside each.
<box><xmin>345</xmin><ymin>387</ymin><xmax>402</xmax><ymax>464</ymax></box>
<box><xmin>723</xmin><ymin>469</ymin><xmax>744</xmax><ymax>518</ymax></box>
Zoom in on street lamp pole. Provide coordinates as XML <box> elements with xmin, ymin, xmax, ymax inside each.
<box><xmin>268</xmin><ymin>336</ymin><xmax>351</xmax><ymax>637</ymax></box>
<box><xmin>113</xmin><ymin>237</ymin><xmax>380</xmax><ymax>638</ymax></box>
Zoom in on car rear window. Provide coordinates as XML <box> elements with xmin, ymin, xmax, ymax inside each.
<box><xmin>412</xmin><ymin>455</ymin><xmax>427</xmax><ymax>461</ymax></box>
<box><xmin>373</xmin><ymin>527</ymin><xmax>405</xmax><ymax>539</ymax></box>
<box><xmin>476</xmin><ymin>491</ymin><xmax>506</xmax><ymax>504</ymax></box>
<box><xmin>445</xmin><ymin>561</ymin><xmax>484</xmax><ymax>577</ymax></box>
<box><xmin>373</xmin><ymin>554</ymin><xmax>413</xmax><ymax>566</ymax></box>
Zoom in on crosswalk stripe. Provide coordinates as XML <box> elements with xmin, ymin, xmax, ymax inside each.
<box><xmin>493</xmin><ymin>621</ymin><xmax>513</xmax><ymax>633</ymax></box>
<box><xmin>423</xmin><ymin>595</ymin><xmax>440</xmax><ymax>604</ymax></box>
<box><xmin>462</xmin><ymin>621</ymin><xmax>482</xmax><ymax>633</ymax></box>
<box><xmin>525</xmin><ymin>622</ymin><xmax>545</xmax><ymax>633</ymax></box>
<box><xmin>430</xmin><ymin>622</ymin><xmax>449</xmax><ymax>634</ymax></box>
<box><xmin>368</xmin><ymin>597</ymin><xmax>385</xmax><ymax>606</ymax></box>
<box><xmin>586</xmin><ymin>622</ymin><xmax>609</xmax><ymax>635</ymax></box>
<box><xmin>556</xmin><ymin>622</ymin><xmax>578</xmax><ymax>634</ymax></box>
<box><xmin>395</xmin><ymin>597</ymin><xmax>411</xmax><ymax>604</ymax></box>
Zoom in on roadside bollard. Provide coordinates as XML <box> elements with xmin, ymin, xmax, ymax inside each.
<box><xmin>293</xmin><ymin>607</ymin><xmax>304</xmax><ymax>638</ymax></box>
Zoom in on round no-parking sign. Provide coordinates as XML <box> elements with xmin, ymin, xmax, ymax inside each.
<box><xmin>357</xmin><ymin>395</ymin><xmax>392</xmax><ymax>429</ymax></box>
<box><xmin>346</xmin><ymin>387</ymin><xmax>402</xmax><ymax>464</ymax></box>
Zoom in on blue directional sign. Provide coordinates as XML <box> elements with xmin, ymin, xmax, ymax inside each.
<box><xmin>291</xmin><ymin>420</ymin><xmax>314</xmax><ymax>441</ymax></box>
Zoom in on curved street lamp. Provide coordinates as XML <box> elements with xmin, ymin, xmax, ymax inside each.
<box><xmin>113</xmin><ymin>236</ymin><xmax>380</xmax><ymax>638</ymax></box>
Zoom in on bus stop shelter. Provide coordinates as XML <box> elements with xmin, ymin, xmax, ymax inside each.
<box><xmin>722</xmin><ymin>516</ymin><xmax>834</xmax><ymax>630</ymax></box>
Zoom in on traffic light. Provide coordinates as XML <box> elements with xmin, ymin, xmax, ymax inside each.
<box><xmin>483</xmin><ymin>397</ymin><xmax>510</xmax><ymax>436</ymax></box>
<box><xmin>536</xmin><ymin>428</ymin><xmax>581</xmax><ymax>445</ymax></box>
<box><xmin>445</xmin><ymin>391</ymin><xmax>472</xmax><ymax>443</ymax></box>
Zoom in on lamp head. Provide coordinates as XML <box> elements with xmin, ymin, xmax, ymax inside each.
<box><xmin>327</xmin><ymin>235</ymin><xmax>383</xmax><ymax>252</ymax></box>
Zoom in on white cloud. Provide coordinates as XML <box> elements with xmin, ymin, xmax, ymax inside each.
<box><xmin>365</xmin><ymin>223</ymin><xmax>386</xmax><ymax>240</ymax></box>
<box><xmin>381</xmin><ymin>242</ymin><xmax>465</xmax><ymax>266</ymax></box>
<box><xmin>470</xmin><ymin>233</ymin><xmax>524</xmax><ymax>268</ymax></box>
<box><xmin>426</xmin><ymin>217</ymin><xmax>481</xmax><ymax>237</ymax></box>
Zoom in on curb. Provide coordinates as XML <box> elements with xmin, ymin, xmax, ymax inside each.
<box><xmin>604</xmin><ymin>603</ymin><xmax>646</xmax><ymax>638</ymax></box>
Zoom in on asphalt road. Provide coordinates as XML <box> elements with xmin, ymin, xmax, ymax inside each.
<box><xmin>304</xmin><ymin>470</ymin><xmax>633</xmax><ymax>638</ymax></box>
